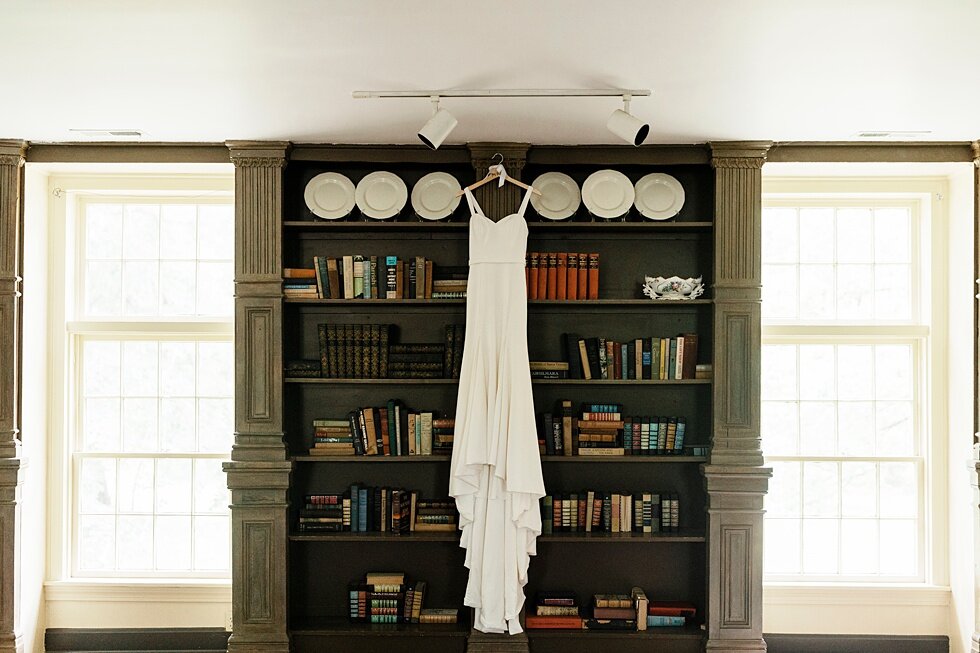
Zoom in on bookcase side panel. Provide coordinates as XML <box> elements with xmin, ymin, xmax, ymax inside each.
<box><xmin>226</xmin><ymin>141</ymin><xmax>291</xmax><ymax>653</ymax></box>
<box><xmin>705</xmin><ymin>142</ymin><xmax>771</xmax><ymax>653</ymax></box>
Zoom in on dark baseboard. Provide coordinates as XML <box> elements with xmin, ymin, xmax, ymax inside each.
<box><xmin>44</xmin><ymin>628</ymin><xmax>950</xmax><ymax>653</ymax></box>
<box><xmin>44</xmin><ymin>627</ymin><xmax>230</xmax><ymax>652</ymax></box>
<box><xmin>764</xmin><ymin>633</ymin><xmax>949</xmax><ymax>653</ymax></box>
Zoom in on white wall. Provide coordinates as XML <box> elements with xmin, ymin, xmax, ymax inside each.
<box><xmin>21</xmin><ymin>165</ymin><xmax>49</xmax><ymax>652</ymax></box>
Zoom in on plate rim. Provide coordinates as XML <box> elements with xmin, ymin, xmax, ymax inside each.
<box><xmin>411</xmin><ymin>171</ymin><xmax>462</xmax><ymax>220</ymax></box>
<box><xmin>304</xmin><ymin>172</ymin><xmax>356</xmax><ymax>220</ymax></box>
<box><xmin>356</xmin><ymin>171</ymin><xmax>409</xmax><ymax>220</ymax></box>
<box><xmin>582</xmin><ymin>169</ymin><xmax>635</xmax><ymax>219</ymax></box>
<box><xmin>634</xmin><ymin>172</ymin><xmax>685</xmax><ymax>220</ymax></box>
<box><xmin>530</xmin><ymin>171</ymin><xmax>581</xmax><ymax>220</ymax></box>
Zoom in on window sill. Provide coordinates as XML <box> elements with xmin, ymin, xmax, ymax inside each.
<box><xmin>763</xmin><ymin>583</ymin><xmax>950</xmax><ymax>607</ymax></box>
<box><xmin>45</xmin><ymin>579</ymin><xmax>231</xmax><ymax>603</ymax></box>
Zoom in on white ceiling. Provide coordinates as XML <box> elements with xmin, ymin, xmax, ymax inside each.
<box><xmin>3</xmin><ymin>0</ymin><xmax>979</xmax><ymax>145</ymax></box>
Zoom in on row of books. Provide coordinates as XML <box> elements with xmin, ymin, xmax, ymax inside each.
<box><xmin>348</xmin><ymin>572</ymin><xmax>458</xmax><ymax>624</ymax></box>
<box><xmin>538</xmin><ymin>401</ymin><xmax>689</xmax><ymax>456</ymax></box>
<box><xmin>308</xmin><ymin>404</ymin><xmax>454</xmax><ymax>456</ymax></box>
<box><xmin>526</xmin><ymin>252</ymin><xmax>599</xmax><ymax>300</ymax></box>
<box><xmin>314</xmin><ymin>323</ymin><xmax>465</xmax><ymax>379</ymax></box>
<box><xmin>540</xmin><ymin>491</ymin><xmax>681</xmax><ymax>534</ymax></box>
<box><xmin>283</xmin><ymin>257</ymin><xmax>468</xmax><ymax>300</ymax></box>
<box><xmin>526</xmin><ymin>589</ymin><xmax>696</xmax><ymax>630</ymax></box>
<box><xmin>561</xmin><ymin>333</ymin><xmax>702</xmax><ymax>380</ymax></box>
<box><xmin>299</xmin><ymin>489</ymin><xmax>457</xmax><ymax>533</ymax></box>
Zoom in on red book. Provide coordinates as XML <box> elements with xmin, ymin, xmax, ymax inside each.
<box><xmin>537</xmin><ymin>252</ymin><xmax>549</xmax><ymax>299</ymax></box>
<box><xmin>556</xmin><ymin>253</ymin><xmax>568</xmax><ymax>300</ymax></box>
<box><xmin>546</xmin><ymin>253</ymin><xmax>558</xmax><ymax>300</ymax></box>
<box><xmin>681</xmin><ymin>333</ymin><xmax>698</xmax><ymax>380</ymax></box>
<box><xmin>528</xmin><ymin>253</ymin><xmax>540</xmax><ymax>300</ymax></box>
<box><xmin>566</xmin><ymin>253</ymin><xmax>579</xmax><ymax>300</ymax></box>
<box><xmin>592</xmin><ymin>607</ymin><xmax>636</xmax><ymax>619</ymax></box>
<box><xmin>647</xmin><ymin>601</ymin><xmax>697</xmax><ymax>617</ymax></box>
<box><xmin>525</xmin><ymin>615</ymin><xmax>585</xmax><ymax>629</ymax></box>
<box><xmin>525</xmin><ymin>253</ymin><xmax>530</xmax><ymax>295</ymax></box>
<box><xmin>613</xmin><ymin>341</ymin><xmax>622</xmax><ymax>379</ymax></box>
<box><xmin>587</xmin><ymin>253</ymin><xmax>599</xmax><ymax>300</ymax></box>
<box><xmin>577</xmin><ymin>253</ymin><xmax>588</xmax><ymax>301</ymax></box>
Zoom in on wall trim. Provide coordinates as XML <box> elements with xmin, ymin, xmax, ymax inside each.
<box><xmin>764</xmin><ymin>584</ymin><xmax>950</xmax><ymax>607</ymax></box>
<box><xmin>769</xmin><ymin>141</ymin><xmax>974</xmax><ymax>163</ymax></box>
<box><xmin>27</xmin><ymin>143</ymin><xmax>229</xmax><ymax>164</ymax></box>
<box><xmin>45</xmin><ymin>581</ymin><xmax>232</xmax><ymax>603</ymax></box>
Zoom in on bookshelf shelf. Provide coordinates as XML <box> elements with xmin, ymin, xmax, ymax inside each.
<box><xmin>285</xmin><ymin>377</ymin><xmax>712</xmax><ymax>386</ymax></box>
<box><xmin>526</xmin><ymin>625</ymin><xmax>703</xmax><ymax>640</ymax></box>
<box><xmin>289</xmin><ymin>531</ymin><xmax>705</xmax><ymax>544</ymax></box>
<box><xmin>290</xmin><ymin>617</ymin><xmax>470</xmax><ymax>637</ymax></box>
<box><xmin>284</xmin><ymin>220</ymin><xmax>713</xmax><ymax>231</ymax></box>
<box><xmin>284</xmin><ymin>298</ymin><xmax>713</xmax><ymax>306</ymax></box>
<box><xmin>291</xmin><ymin>455</ymin><xmax>707</xmax><ymax>464</ymax></box>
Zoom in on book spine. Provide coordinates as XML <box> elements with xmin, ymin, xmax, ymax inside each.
<box><xmin>317</xmin><ymin>324</ymin><xmax>329</xmax><ymax>378</ymax></box>
<box><xmin>546</xmin><ymin>252</ymin><xmax>558</xmax><ymax>300</ymax></box>
<box><xmin>385</xmin><ymin>256</ymin><xmax>397</xmax><ymax>299</ymax></box>
<box><xmin>528</xmin><ymin>252</ymin><xmax>540</xmax><ymax>300</ymax></box>
<box><xmin>536</xmin><ymin>251</ymin><xmax>548</xmax><ymax>300</ymax></box>
<box><xmin>566</xmin><ymin>253</ymin><xmax>578</xmax><ymax>300</ymax></box>
<box><xmin>587</xmin><ymin>252</ymin><xmax>599</xmax><ymax>299</ymax></box>
<box><xmin>682</xmin><ymin>333</ymin><xmax>698</xmax><ymax>380</ymax></box>
<box><xmin>556</xmin><ymin>252</ymin><xmax>567</xmax><ymax>300</ymax></box>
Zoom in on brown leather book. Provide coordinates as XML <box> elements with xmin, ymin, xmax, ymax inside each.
<box><xmin>528</xmin><ymin>252</ymin><xmax>540</xmax><ymax>300</ymax></box>
<box><xmin>566</xmin><ymin>253</ymin><xmax>578</xmax><ymax>300</ymax></box>
<box><xmin>424</xmin><ymin>260</ymin><xmax>433</xmax><ymax>299</ymax></box>
<box><xmin>587</xmin><ymin>253</ymin><xmax>599</xmax><ymax>300</ymax></box>
<box><xmin>556</xmin><ymin>252</ymin><xmax>568</xmax><ymax>300</ymax></box>
<box><xmin>546</xmin><ymin>253</ymin><xmax>558</xmax><ymax>300</ymax></box>
<box><xmin>577</xmin><ymin>253</ymin><xmax>588</xmax><ymax>301</ymax></box>
<box><xmin>536</xmin><ymin>252</ymin><xmax>548</xmax><ymax>299</ymax></box>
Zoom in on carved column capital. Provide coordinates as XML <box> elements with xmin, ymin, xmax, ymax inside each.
<box><xmin>0</xmin><ymin>141</ymin><xmax>27</xmax><ymax>168</ymax></box>
<box><xmin>226</xmin><ymin>141</ymin><xmax>290</xmax><ymax>168</ymax></box>
<box><xmin>709</xmin><ymin>141</ymin><xmax>772</xmax><ymax>168</ymax></box>
<box><xmin>971</xmin><ymin>140</ymin><xmax>979</xmax><ymax>168</ymax></box>
<box><xmin>466</xmin><ymin>143</ymin><xmax>530</xmax><ymax>219</ymax></box>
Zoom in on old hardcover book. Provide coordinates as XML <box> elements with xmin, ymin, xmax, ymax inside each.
<box><xmin>561</xmin><ymin>401</ymin><xmax>574</xmax><ymax>457</ymax></box>
<box><xmin>362</xmin><ymin>408</ymin><xmax>379</xmax><ymax>455</ymax></box>
<box><xmin>525</xmin><ymin>615</ymin><xmax>585</xmax><ymax>629</ymax></box>
<box><xmin>561</xmin><ymin>332</ymin><xmax>583</xmax><ymax>379</ymax></box>
<box><xmin>566</xmin><ymin>252</ymin><xmax>579</xmax><ymax>300</ymax></box>
<box><xmin>578</xmin><ymin>339</ymin><xmax>592</xmax><ymax>380</ymax></box>
<box><xmin>408</xmin><ymin>259</ymin><xmax>416</xmax><ymax>299</ymax></box>
<box><xmin>317</xmin><ymin>325</ymin><xmax>329</xmax><ymax>378</ymax></box>
<box><xmin>385</xmin><ymin>256</ymin><xmax>397</xmax><ymax>298</ymax></box>
<box><xmin>546</xmin><ymin>252</ymin><xmax>558</xmax><ymax>299</ymax></box>
<box><xmin>682</xmin><ymin>333</ymin><xmax>698</xmax><ymax>379</ymax></box>
<box><xmin>593</xmin><ymin>594</ymin><xmax>633</xmax><ymax>609</ymax></box>
<box><xmin>556</xmin><ymin>252</ymin><xmax>568</xmax><ymax>300</ymax></box>
<box><xmin>634</xmin><ymin>338</ymin><xmax>643</xmax><ymax>381</ymax></box>
<box><xmin>310</xmin><ymin>258</ymin><xmax>323</xmax><ymax>298</ymax></box>
<box><xmin>626</xmin><ymin>340</ymin><xmax>636</xmax><ymax>380</ymax></box>
<box><xmin>395</xmin><ymin>260</ymin><xmax>404</xmax><ymax>299</ymax></box>
<box><xmin>585</xmin><ymin>338</ymin><xmax>601</xmax><ymax>381</ymax></box>
<box><xmin>576</xmin><ymin>253</ymin><xmax>588</xmax><ymax>301</ymax></box>
<box><xmin>444</xmin><ymin>325</ymin><xmax>455</xmax><ymax>379</ymax></box>
<box><xmin>592</xmin><ymin>607</ymin><xmax>635</xmax><ymax>619</ymax></box>
<box><xmin>420</xmin><ymin>412</ymin><xmax>433</xmax><ymax>455</ymax></box>
<box><xmin>379</xmin><ymin>325</ymin><xmax>391</xmax><ymax>378</ymax></box>
<box><xmin>327</xmin><ymin>258</ymin><xmax>341</xmax><ymax>301</ymax></box>
<box><xmin>598</xmin><ymin>337</ymin><xmax>608</xmax><ymax>379</ymax></box>
<box><xmin>528</xmin><ymin>252</ymin><xmax>540</xmax><ymax>300</ymax></box>
<box><xmin>342</xmin><ymin>256</ymin><xmax>354</xmax><ymax>299</ymax></box>
<box><xmin>587</xmin><ymin>252</ymin><xmax>599</xmax><ymax>299</ymax></box>
<box><xmin>424</xmin><ymin>260</ymin><xmax>433</xmax><ymax>299</ymax></box>
<box><xmin>537</xmin><ymin>252</ymin><xmax>549</xmax><ymax>299</ymax></box>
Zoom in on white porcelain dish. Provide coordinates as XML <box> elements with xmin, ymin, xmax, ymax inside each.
<box><xmin>581</xmin><ymin>169</ymin><xmax>634</xmax><ymax>220</ymax></box>
<box><xmin>411</xmin><ymin>172</ymin><xmax>462</xmax><ymax>220</ymax></box>
<box><xmin>634</xmin><ymin>173</ymin><xmax>685</xmax><ymax>220</ymax></box>
<box><xmin>355</xmin><ymin>171</ymin><xmax>408</xmax><ymax>220</ymax></box>
<box><xmin>529</xmin><ymin>172</ymin><xmax>581</xmax><ymax>220</ymax></box>
<box><xmin>304</xmin><ymin>172</ymin><xmax>356</xmax><ymax>220</ymax></box>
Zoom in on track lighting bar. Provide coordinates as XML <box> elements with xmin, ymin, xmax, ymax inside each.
<box><xmin>352</xmin><ymin>89</ymin><xmax>651</xmax><ymax>99</ymax></box>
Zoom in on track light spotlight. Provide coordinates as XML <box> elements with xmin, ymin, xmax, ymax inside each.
<box><xmin>418</xmin><ymin>96</ymin><xmax>458</xmax><ymax>150</ymax></box>
<box><xmin>606</xmin><ymin>95</ymin><xmax>649</xmax><ymax>146</ymax></box>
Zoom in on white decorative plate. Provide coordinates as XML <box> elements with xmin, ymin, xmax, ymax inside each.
<box><xmin>529</xmin><ymin>172</ymin><xmax>581</xmax><ymax>220</ymax></box>
<box><xmin>355</xmin><ymin>171</ymin><xmax>408</xmax><ymax>220</ymax></box>
<box><xmin>581</xmin><ymin>169</ymin><xmax>635</xmax><ymax>220</ymax></box>
<box><xmin>304</xmin><ymin>172</ymin><xmax>356</xmax><ymax>220</ymax></box>
<box><xmin>411</xmin><ymin>172</ymin><xmax>462</xmax><ymax>220</ymax></box>
<box><xmin>634</xmin><ymin>173</ymin><xmax>685</xmax><ymax>220</ymax></box>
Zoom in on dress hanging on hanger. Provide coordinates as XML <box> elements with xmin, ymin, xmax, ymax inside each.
<box><xmin>449</xmin><ymin>169</ymin><xmax>545</xmax><ymax>635</ymax></box>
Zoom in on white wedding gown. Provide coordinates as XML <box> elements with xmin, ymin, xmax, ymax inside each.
<box><xmin>449</xmin><ymin>186</ymin><xmax>546</xmax><ymax>635</ymax></box>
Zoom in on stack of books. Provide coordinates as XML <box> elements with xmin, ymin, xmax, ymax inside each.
<box><xmin>419</xmin><ymin>608</ymin><xmax>459</xmax><ymax>624</ymax></box>
<box><xmin>348</xmin><ymin>572</ymin><xmax>416</xmax><ymax>623</ymax></box>
<box><xmin>298</xmin><ymin>494</ymin><xmax>346</xmax><ymax>532</ymax></box>
<box><xmin>646</xmin><ymin>600</ymin><xmax>697</xmax><ymax>628</ymax></box>
<box><xmin>313</xmin><ymin>403</ymin><xmax>452</xmax><ymax>457</ymax></box>
<box><xmin>525</xmin><ymin>591</ymin><xmax>583</xmax><ymax>629</ymax></box>
<box><xmin>537</xmin><ymin>401</ymin><xmax>690</xmax><ymax>457</ymax></box>
<box><xmin>529</xmin><ymin>361</ymin><xmax>569</xmax><ymax>379</ymax></box>
<box><xmin>413</xmin><ymin>499</ymin><xmax>457</xmax><ymax>532</ymax></box>
<box><xmin>585</xmin><ymin>593</ymin><xmax>636</xmax><ymax>631</ymax></box>
<box><xmin>309</xmin><ymin>418</ymin><xmax>355</xmax><ymax>456</ymax></box>
<box><xmin>560</xmin><ymin>333</ymin><xmax>699</xmax><ymax>380</ymax></box>
<box><xmin>526</xmin><ymin>252</ymin><xmax>599</xmax><ymax>300</ymax></box>
<box><xmin>283</xmin><ymin>268</ymin><xmax>319</xmax><ymax>298</ymax></box>
<box><xmin>539</xmin><ymin>491</ymin><xmax>680</xmax><ymax>535</ymax></box>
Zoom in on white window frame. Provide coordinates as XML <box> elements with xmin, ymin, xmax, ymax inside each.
<box><xmin>45</xmin><ymin>173</ymin><xmax>235</xmax><ymax>586</ymax></box>
<box><xmin>761</xmin><ymin>177</ymin><xmax>948</xmax><ymax>590</ymax></box>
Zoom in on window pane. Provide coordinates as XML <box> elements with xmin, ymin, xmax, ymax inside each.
<box><xmin>193</xmin><ymin>459</ymin><xmax>228</xmax><ymax>514</ymax></box>
<box><xmin>160</xmin><ymin>261</ymin><xmax>196</xmax><ymax>315</ymax></box>
<box><xmin>798</xmin><ymin>265</ymin><xmax>835</xmax><ymax>319</ymax></box>
<box><xmin>799</xmin><ymin>345</ymin><xmax>835</xmax><ymax>400</ymax></box>
<box><xmin>879</xmin><ymin>462</ymin><xmax>917</xmax><ymax>518</ymax></box>
<box><xmin>836</xmin><ymin>264</ymin><xmax>873</xmax><ymax>320</ymax></box>
<box><xmin>155</xmin><ymin>515</ymin><xmax>192</xmax><ymax>570</ymax></box>
<box><xmin>198</xmin><ymin>342</ymin><xmax>233</xmax><ymax>397</ymax></box>
<box><xmin>83</xmin><ymin>341</ymin><xmax>120</xmax><ymax>397</ymax></box>
<box><xmin>85</xmin><ymin>204</ymin><xmax>122</xmax><ymax>259</ymax></box>
<box><xmin>121</xmin><ymin>261</ymin><xmax>160</xmax><ymax>316</ymax></box>
<box><xmin>876</xmin><ymin>401</ymin><xmax>915</xmax><ymax>455</ymax></box>
<box><xmin>875</xmin><ymin>345</ymin><xmax>913</xmax><ymax>400</ymax></box>
<box><xmin>122</xmin><ymin>398</ymin><xmax>158</xmax><ymax>452</ymax></box>
<box><xmin>765</xmin><ymin>518</ymin><xmax>801</xmax><ymax>574</ymax></box>
<box><xmin>837</xmin><ymin>401</ymin><xmax>875</xmax><ymax>456</ymax></box>
<box><xmin>159</xmin><ymin>398</ymin><xmax>196</xmax><ymax>452</ymax></box>
<box><xmin>197</xmin><ymin>204</ymin><xmax>234</xmax><ymax>260</ymax></box>
<box><xmin>766</xmin><ymin>461</ymin><xmax>801</xmax><ymax>517</ymax></box>
<box><xmin>116</xmin><ymin>515</ymin><xmax>153</xmax><ymax>570</ymax></box>
<box><xmin>116</xmin><ymin>458</ymin><xmax>154</xmax><ymax>514</ymax></box>
<box><xmin>802</xmin><ymin>519</ymin><xmax>838</xmax><ymax>574</ymax></box>
<box><xmin>160</xmin><ymin>342</ymin><xmax>196</xmax><ymax>397</ymax></box>
<box><xmin>762</xmin><ymin>264</ymin><xmax>798</xmax><ymax>319</ymax></box>
<box><xmin>836</xmin><ymin>345</ymin><xmax>873</xmax><ymax>400</ymax></box>
<box><xmin>78</xmin><ymin>515</ymin><xmax>116</xmax><ymax>571</ymax></box>
<box><xmin>799</xmin><ymin>402</ymin><xmax>836</xmax><ymax>456</ymax></box>
<box><xmin>85</xmin><ymin>262</ymin><xmax>122</xmax><ymax>315</ymax></box>
<box><xmin>198</xmin><ymin>398</ymin><xmax>233</xmax><ymax>453</ymax></box>
<box><xmin>79</xmin><ymin>458</ymin><xmax>116</xmax><ymax>514</ymax></box>
<box><xmin>841</xmin><ymin>462</ymin><xmax>876</xmax><ymax>517</ymax></box>
<box><xmin>802</xmin><ymin>462</ymin><xmax>839</xmax><ymax>517</ymax></box>
<box><xmin>762</xmin><ymin>345</ymin><xmax>797</xmax><ymax>400</ymax></box>
<box><xmin>874</xmin><ymin>208</ymin><xmax>910</xmax><ymax>263</ymax></box>
<box><xmin>196</xmin><ymin>261</ymin><xmax>233</xmax><ymax>316</ymax></box>
<box><xmin>194</xmin><ymin>516</ymin><xmax>230</xmax><ymax>571</ymax></box>
<box><xmin>122</xmin><ymin>341</ymin><xmax>159</xmax><ymax>397</ymax></box>
<box><xmin>836</xmin><ymin>208</ymin><xmax>873</xmax><ymax>264</ymax></box>
<box><xmin>874</xmin><ymin>264</ymin><xmax>911</xmax><ymax>320</ymax></box>
<box><xmin>82</xmin><ymin>398</ymin><xmax>121</xmax><ymax>452</ymax></box>
<box><xmin>160</xmin><ymin>204</ymin><xmax>197</xmax><ymax>260</ymax></box>
<box><xmin>761</xmin><ymin>401</ymin><xmax>799</xmax><ymax>456</ymax></box>
<box><xmin>879</xmin><ymin>520</ymin><xmax>917</xmax><ymax>576</ymax></box>
<box><xmin>798</xmin><ymin>208</ymin><xmax>834</xmax><ymax>263</ymax></box>
<box><xmin>122</xmin><ymin>204</ymin><xmax>160</xmax><ymax>259</ymax></box>
<box><xmin>762</xmin><ymin>208</ymin><xmax>798</xmax><ymax>264</ymax></box>
<box><xmin>155</xmin><ymin>459</ymin><xmax>192</xmax><ymax>513</ymax></box>
<box><xmin>840</xmin><ymin>519</ymin><xmax>878</xmax><ymax>575</ymax></box>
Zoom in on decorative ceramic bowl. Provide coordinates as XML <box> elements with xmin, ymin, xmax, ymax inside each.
<box><xmin>642</xmin><ymin>276</ymin><xmax>704</xmax><ymax>300</ymax></box>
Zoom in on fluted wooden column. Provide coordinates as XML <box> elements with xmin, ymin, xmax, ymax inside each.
<box><xmin>467</xmin><ymin>143</ymin><xmax>529</xmax><ymax>221</ymax></box>
<box><xmin>0</xmin><ymin>140</ymin><xmax>27</xmax><ymax>653</ymax></box>
<box><xmin>704</xmin><ymin>142</ymin><xmax>772</xmax><ymax>653</ymax></box>
<box><xmin>224</xmin><ymin>141</ymin><xmax>291</xmax><ymax>653</ymax></box>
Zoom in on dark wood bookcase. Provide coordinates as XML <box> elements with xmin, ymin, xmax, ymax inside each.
<box><xmin>225</xmin><ymin>141</ymin><xmax>771</xmax><ymax>653</ymax></box>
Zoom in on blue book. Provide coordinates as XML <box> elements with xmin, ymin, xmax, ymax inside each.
<box><xmin>647</xmin><ymin>615</ymin><xmax>686</xmax><ymax>627</ymax></box>
<box><xmin>623</xmin><ymin>418</ymin><xmax>632</xmax><ymax>453</ymax></box>
<box><xmin>350</xmin><ymin>484</ymin><xmax>359</xmax><ymax>532</ymax></box>
<box><xmin>358</xmin><ymin>488</ymin><xmax>369</xmax><ymax>532</ymax></box>
<box><xmin>620</xmin><ymin>344</ymin><xmax>629</xmax><ymax>379</ymax></box>
<box><xmin>649</xmin><ymin>418</ymin><xmax>659</xmax><ymax>455</ymax></box>
<box><xmin>675</xmin><ymin>418</ymin><xmax>686</xmax><ymax>451</ymax></box>
<box><xmin>363</xmin><ymin>259</ymin><xmax>372</xmax><ymax>299</ymax></box>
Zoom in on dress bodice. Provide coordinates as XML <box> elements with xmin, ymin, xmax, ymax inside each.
<box><xmin>465</xmin><ymin>188</ymin><xmax>532</xmax><ymax>266</ymax></box>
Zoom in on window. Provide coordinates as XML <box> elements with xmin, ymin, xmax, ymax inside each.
<box><xmin>66</xmin><ymin>187</ymin><xmax>234</xmax><ymax>578</ymax></box>
<box><xmin>761</xmin><ymin>180</ymin><xmax>942</xmax><ymax>583</ymax></box>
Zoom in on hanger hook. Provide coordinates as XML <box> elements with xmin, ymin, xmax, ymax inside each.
<box><xmin>491</xmin><ymin>152</ymin><xmax>504</xmax><ymax>167</ymax></box>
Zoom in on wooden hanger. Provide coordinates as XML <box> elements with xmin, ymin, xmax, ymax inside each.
<box><xmin>454</xmin><ymin>154</ymin><xmax>542</xmax><ymax>197</ymax></box>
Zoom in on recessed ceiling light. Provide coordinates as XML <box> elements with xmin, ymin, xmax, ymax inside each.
<box><xmin>69</xmin><ymin>128</ymin><xmax>144</xmax><ymax>139</ymax></box>
<box><xmin>855</xmin><ymin>130</ymin><xmax>932</xmax><ymax>139</ymax></box>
